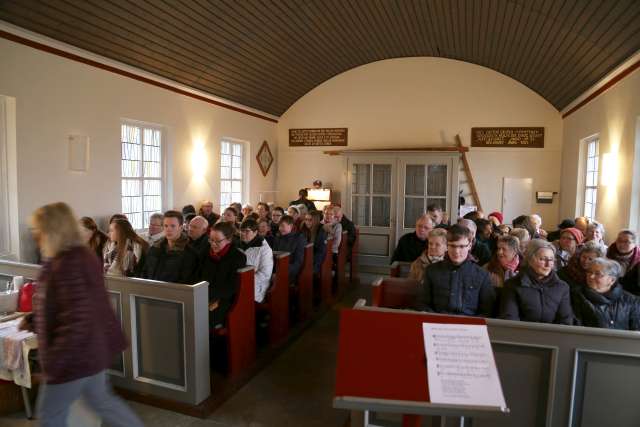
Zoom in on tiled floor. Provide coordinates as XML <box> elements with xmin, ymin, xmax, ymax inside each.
<box><xmin>0</xmin><ymin>274</ymin><xmax>378</xmax><ymax>427</ymax></box>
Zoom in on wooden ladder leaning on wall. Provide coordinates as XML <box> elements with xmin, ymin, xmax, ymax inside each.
<box><xmin>455</xmin><ymin>134</ymin><xmax>483</xmax><ymax>213</ymax></box>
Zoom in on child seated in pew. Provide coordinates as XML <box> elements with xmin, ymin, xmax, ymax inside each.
<box><xmin>271</xmin><ymin>215</ymin><xmax>306</xmax><ymax>284</ymax></box>
<box><xmin>301</xmin><ymin>210</ymin><xmax>327</xmax><ymax>274</ymax></box>
<box><xmin>323</xmin><ymin>205</ymin><xmax>343</xmax><ymax>263</ymax></box>
<box><xmin>200</xmin><ymin>222</ymin><xmax>247</xmax><ymax>329</ymax></box>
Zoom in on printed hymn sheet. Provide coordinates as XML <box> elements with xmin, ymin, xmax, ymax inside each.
<box><xmin>422</xmin><ymin>323</ymin><xmax>507</xmax><ymax>410</ymax></box>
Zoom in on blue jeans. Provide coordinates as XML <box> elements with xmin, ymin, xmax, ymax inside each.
<box><xmin>37</xmin><ymin>370</ymin><xmax>143</xmax><ymax>427</ymax></box>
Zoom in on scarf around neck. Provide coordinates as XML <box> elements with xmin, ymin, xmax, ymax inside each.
<box><xmin>209</xmin><ymin>242</ymin><xmax>232</xmax><ymax>262</ymax></box>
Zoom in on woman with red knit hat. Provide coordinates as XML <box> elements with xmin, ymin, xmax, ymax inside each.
<box><xmin>553</xmin><ymin>227</ymin><xmax>584</xmax><ymax>270</ymax></box>
<box><xmin>488</xmin><ymin>211</ymin><xmax>503</xmax><ymax>226</ymax></box>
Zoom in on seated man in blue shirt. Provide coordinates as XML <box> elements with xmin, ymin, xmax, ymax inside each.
<box><xmin>417</xmin><ymin>224</ymin><xmax>496</xmax><ymax>317</ymax></box>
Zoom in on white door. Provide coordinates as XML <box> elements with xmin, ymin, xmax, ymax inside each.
<box><xmin>502</xmin><ymin>177</ymin><xmax>533</xmax><ymax>225</ymax></box>
<box><xmin>398</xmin><ymin>156</ymin><xmax>458</xmax><ymax>239</ymax></box>
<box><xmin>347</xmin><ymin>157</ymin><xmax>395</xmax><ymax>265</ymax></box>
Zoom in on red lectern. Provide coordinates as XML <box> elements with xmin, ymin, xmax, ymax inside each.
<box><xmin>334</xmin><ymin>307</ymin><xmax>508</xmax><ymax>426</ymax></box>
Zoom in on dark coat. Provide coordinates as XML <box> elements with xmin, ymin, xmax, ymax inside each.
<box><xmin>572</xmin><ymin>283</ymin><xmax>640</xmax><ymax>330</ymax></box>
<box><xmin>499</xmin><ymin>269</ymin><xmax>573</xmax><ymax>325</ymax></box>
<box><xmin>340</xmin><ymin>216</ymin><xmax>357</xmax><ymax>249</ymax></box>
<box><xmin>189</xmin><ymin>233</ymin><xmax>211</xmax><ymax>263</ymax></box>
<box><xmin>417</xmin><ymin>257</ymin><xmax>496</xmax><ymax>317</ymax></box>
<box><xmin>140</xmin><ymin>234</ymin><xmax>199</xmax><ymax>284</ymax></box>
<box><xmin>391</xmin><ymin>232</ymin><xmax>428</xmax><ymax>263</ymax></box>
<box><xmin>303</xmin><ymin>226</ymin><xmax>327</xmax><ymax>274</ymax></box>
<box><xmin>620</xmin><ymin>263</ymin><xmax>640</xmax><ymax>295</ymax></box>
<box><xmin>34</xmin><ymin>246</ymin><xmax>127</xmax><ymax>384</ymax></box>
<box><xmin>201</xmin><ymin>212</ymin><xmax>220</xmax><ymax>227</ymax></box>
<box><xmin>471</xmin><ymin>240</ymin><xmax>492</xmax><ymax>265</ymax></box>
<box><xmin>200</xmin><ymin>244</ymin><xmax>247</xmax><ymax>326</ymax></box>
<box><xmin>272</xmin><ymin>232</ymin><xmax>307</xmax><ymax>283</ymax></box>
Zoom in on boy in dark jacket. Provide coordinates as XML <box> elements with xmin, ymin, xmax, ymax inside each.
<box><xmin>272</xmin><ymin>215</ymin><xmax>306</xmax><ymax>283</ymax></box>
<box><xmin>417</xmin><ymin>224</ymin><xmax>496</xmax><ymax>316</ymax></box>
<box><xmin>140</xmin><ymin>210</ymin><xmax>199</xmax><ymax>284</ymax></box>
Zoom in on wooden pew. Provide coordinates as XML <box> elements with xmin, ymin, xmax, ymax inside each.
<box><xmin>371</xmin><ymin>277</ymin><xmax>421</xmax><ymax>309</ymax></box>
<box><xmin>349</xmin><ymin>227</ymin><xmax>360</xmax><ymax>286</ymax></box>
<box><xmin>294</xmin><ymin>243</ymin><xmax>314</xmax><ymax>322</ymax></box>
<box><xmin>256</xmin><ymin>252</ymin><xmax>290</xmax><ymax>346</ymax></box>
<box><xmin>389</xmin><ymin>261</ymin><xmax>412</xmax><ymax>278</ymax></box>
<box><xmin>336</xmin><ymin>231</ymin><xmax>348</xmax><ymax>296</ymax></box>
<box><xmin>213</xmin><ymin>266</ymin><xmax>256</xmax><ymax>377</ymax></box>
<box><xmin>319</xmin><ymin>238</ymin><xmax>334</xmax><ymax>306</ymax></box>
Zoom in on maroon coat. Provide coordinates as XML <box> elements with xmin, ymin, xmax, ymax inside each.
<box><xmin>35</xmin><ymin>246</ymin><xmax>127</xmax><ymax>384</ymax></box>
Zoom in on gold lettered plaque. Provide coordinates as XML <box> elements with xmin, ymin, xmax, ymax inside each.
<box><xmin>289</xmin><ymin>128</ymin><xmax>348</xmax><ymax>147</ymax></box>
<box><xmin>471</xmin><ymin>127</ymin><xmax>544</xmax><ymax>148</ymax></box>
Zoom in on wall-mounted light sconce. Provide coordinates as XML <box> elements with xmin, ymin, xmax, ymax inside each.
<box><xmin>601</xmin><ymin>152</ymin><xmax>618</xmax><ymax>187</ymax></box>
<box><xmin>191</xmin><ymin>141</ymin><xmax>207</xmax><ymax>180</ymax></box>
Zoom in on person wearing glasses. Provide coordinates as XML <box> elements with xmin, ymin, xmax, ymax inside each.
<box><xmin>270</xmin><ymin>206</ymin><xmax>285</xmax><ymax>235</ymax></box>
<box><xmin>499</xmin><ymin>239</ymin><xmax>573</xmax><ymax>324</ymax></box>
<box><xmin>416</xmin><ymin>224</ymin><xmax>496</xmax><ymax>317</ymax></box>
<box><xmin>572</xmin><ymin>258</ymin><xmax>640</xmax><ymax>330</ymax></box>
<box><xmin>200</xmin><ymin>222</ymin><xmax>247</xmax><ymax>328</ymax></box>
<box><xmin>239</xmin><ymin>219</ymin><xmax>273</xmax><ymax>303</ymax></box>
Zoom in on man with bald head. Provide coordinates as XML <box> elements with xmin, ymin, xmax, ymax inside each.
<box><xmin>458</xmin><ymin>218</ymin><xmax>491</xmax><ymax>265</ymax></box>
<box><xmin>188</xmin><ymin>215</ymin><xmax>210</xmax><ymax>262</ymax></box>
<box><xmin>391</xmin><ymin>214</ymin><xmax>434</xmax><ymax>263</ymax></box>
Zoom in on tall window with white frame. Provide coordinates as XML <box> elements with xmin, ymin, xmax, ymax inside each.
<box><xmin>220</xmin><ymin>140</ymin><xmax>244</xmax><ymax>208</ymax></box>
<box><xmin>121</xmin><ymin>122</ymin><xmax>163</xmax><ymax>230</ymax></box>
<box><xmin>583</xmin><ymin>137</ymin><xmax>599</xmax><ymax>221</ymax></box>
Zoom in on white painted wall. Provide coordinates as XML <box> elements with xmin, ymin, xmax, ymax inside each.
<box><xmin>0</xmin><ymin>39</ymin><xmax>277</xmax><ymax>261</ymax></box>
<box><xmin>276</xmin><ymin>57</ymin><xmax>563</xmax><ymax>229</ymax></box>
<box><xmin>561</xmin><ymin>67</ymin><xmax>640</xmax><ymax>241</ymax></box>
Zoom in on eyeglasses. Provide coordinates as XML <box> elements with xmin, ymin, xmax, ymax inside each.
<box><xmin>535</xmin><ymin>257</ymin><xmax>555</xmax><ymax>264</ymax></box>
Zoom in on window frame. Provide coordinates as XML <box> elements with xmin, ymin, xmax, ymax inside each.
<box><xmin>120</xmin><ymin>119</ymin><xmax>166</xmax><ymax>232</ymax></box>
<box><xmin>219</xmin><ymin>138</ymin><xmax>249</xmax><ymax>210</ymax></box>
<box><xmin>580</xmin><ymin>135</ymin><xmax>600</xmax><ymax>221</ymax></box>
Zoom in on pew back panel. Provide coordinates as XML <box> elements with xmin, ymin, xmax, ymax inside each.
<box><xmin>296</xmin><ymin>244</ymin><xmax>313</xmax><ymax>322</ymax></box>
<box><xmin>218</xmin><ymin>266</ymin><xmax>256</xmax><ymax>377</ymax></box>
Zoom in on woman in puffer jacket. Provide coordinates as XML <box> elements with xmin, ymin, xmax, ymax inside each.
<box><xmin>572</xmin><ymin>258</ymin><xmax>640</xmax><ymax>330</ymax></box>
<box><xmin>239</xmin><ymin>219</ymin><xmax>274</xmax><ymax>303</ymax></box>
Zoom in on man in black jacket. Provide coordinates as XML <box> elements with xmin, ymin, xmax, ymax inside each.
<box><xmin>187</xmin><ymin>215</ymin><xmax>210</xmax><ymax>262</ymax></box>
<box><xmin>272</xmin><ymin>215</ymin><xmax>306</xmax><ymax>284</ymax></box>
<box><xmin>417</xmin><ymin>224</ymin><xmax>496</xmax><ymax>316</ymax></box>
<box><xmin>335</xmin><ymin>206</ymin><xmax>356</xmax><ymax>259</ymax></box>
<box><xmin>458</xmin><ymin>218</ymin><xmax>491</xmax><ymax>265</ymax></box>
<box><xmin>290</xmin><ymin>189</ymin><xmax>317</xmax><ymax>212</ymax></box>
<box><xmin>391</xmin><ymin>215</ymin><xmax>433</xmax><ymax>263</ymax></box>
<box><xmin>140</xmin><ymin>210</ymin><xmax>199</xmax><ymax>284</ymax></box>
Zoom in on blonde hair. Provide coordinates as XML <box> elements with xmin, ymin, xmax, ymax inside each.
<box><xmin>30</xmin><ymin>202</ymin><xmax>82</xmax><ymax>258</ymax></box>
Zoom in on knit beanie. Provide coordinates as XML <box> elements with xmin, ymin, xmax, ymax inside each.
<box><xmin>489</xmin><ymin>211</ymin><xmax>504</xmax><ymax>224</ymax></box>
<box><xmin>561</xmin><ymin>227</ymin><xmax>584</xmax><ymax>244</ymax></box>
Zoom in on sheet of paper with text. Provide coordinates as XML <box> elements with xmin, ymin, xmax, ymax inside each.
<box><xmin>422</xmin><ymin>322</ymin><xmax>507</xmax><ymax>410</ymax></box>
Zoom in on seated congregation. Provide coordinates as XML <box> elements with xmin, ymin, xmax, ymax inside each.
<box><xmin>77</xmin><ymin>189</ymin><xmax>357</xmax><ymax>335</ymax></box>
<box><xmin>393</xmin><ymin>205</ymin><xmax>640</xmax><ymax>330</ymax></box>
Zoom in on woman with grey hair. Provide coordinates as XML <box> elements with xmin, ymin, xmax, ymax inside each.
<box><xmin>585</xmin><ymin>221</ymin><xmax>607</xmax><ymax>250</ymax></box>
<box><xmin>572</xmin><ymin>258</ymin><xmax>640</xmax><ymax>330</ymax></box>
<box><xmin>558</xmin><ymin>240</ymin><xmax>606</xmax><ymax>290</ymax></box>
<box><xmin>499</xmin><ymin>239</ymin><xmax>573</xmax><ymax>325</ymax></box>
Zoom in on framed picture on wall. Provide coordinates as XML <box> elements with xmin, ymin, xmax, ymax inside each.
<box><xmin>256</xmin><ymin>140</ymin><xmax>274</xmax><ymax>177</ymax></box>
